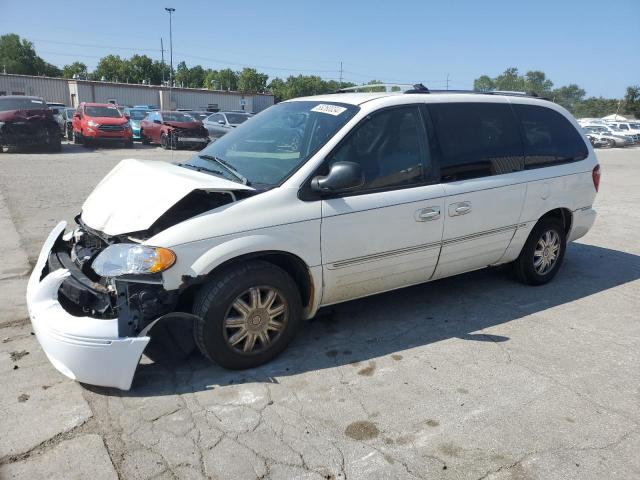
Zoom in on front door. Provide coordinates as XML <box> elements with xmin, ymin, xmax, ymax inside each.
<box><xmin>319</xmin><ymin>105</ymin><xmax>446</xmax><ymax>305</ymax></box>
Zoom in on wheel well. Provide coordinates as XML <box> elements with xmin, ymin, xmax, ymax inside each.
<box><xmin>539</xmin><ymin>208</ymin><xmax>572</xmax><ymax>235</ymax></box>
<box><xmin>195</xmin><ymin>251</ymin><xmax>314</xmax><ymax>308</ymax></box>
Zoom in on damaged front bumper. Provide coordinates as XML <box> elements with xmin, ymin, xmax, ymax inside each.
<box><xmin>27</xmin><ymin>222</ymin><xmax>150</xmax><ymax>390</ymax></box>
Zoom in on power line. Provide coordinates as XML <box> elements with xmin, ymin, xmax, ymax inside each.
<box><xmin>31</xmin><ymin>38</ymin><xmax>161</xmax><ymax>53</ymax></box>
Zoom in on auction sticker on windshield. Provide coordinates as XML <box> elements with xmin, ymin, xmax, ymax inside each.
<box><xmin>310</xmin><ymin>104</ymin><xmax>347</xmax><ymax>116</ymax></box>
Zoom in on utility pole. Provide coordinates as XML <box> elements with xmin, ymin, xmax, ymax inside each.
<box><xmin>446</xmin><ymin>73</ymin><xmax>450</xmax><ymax>90</ymax></box>
<box><xmin>160</xmin><ymin>37</ymin><xmax>165</xmax><ymax>85</ymax></box>
<box><xmin>165</xmin><ymin>8</ymin><xmax>175</xmax><ymax>87</ymax></box>
<box><xmin>339</xmin><ymin>61</ymin><xmax>343</xmax><ymax>87</ymax></box>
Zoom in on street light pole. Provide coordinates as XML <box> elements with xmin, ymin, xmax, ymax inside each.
<box><xmin>164</xmin><ymin>7</ymin><xmax>175</xmax><ymax>87</ymax></box>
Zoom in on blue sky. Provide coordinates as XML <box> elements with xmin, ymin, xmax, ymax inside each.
<box><xmin>1</xmin><ymin>0</ymin><xmax>638</xmax><ymax>97</ymax></box>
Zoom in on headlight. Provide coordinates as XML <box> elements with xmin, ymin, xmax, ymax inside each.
<box><xmin>92</xmin><ymin>244</ymin><xmax>176</xmax><ymax>277</ymax></box>
<box><xmin>87</xmin><ymin>120</ymin><xmax>99</xmax><ymax>127</ymax></box>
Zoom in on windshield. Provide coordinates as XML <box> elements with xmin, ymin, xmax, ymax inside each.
<box><xmin>128</xmin><ymin>109</ymin><xmax>149</xmax><ymax>120</ymax></box>
<box><xmin>186</xmin><ymin>101</ymin><xmax>359</xmax><ymax>187</ymax></box>
<box><xmin>187</xmin><ymin>111</ymin><xmax>210</xmax><ymax>120</ymax></box>
<box><xmin>226</xmin><ymin>113</ymin><xmax>251</xmax><ymax>124</ymax></box>
<box><xmin>163</xmin><ymin>112</ymin><xmax>195</xmax><ymax>122</ymax></box>
<box><xmin>85</xmin><ymin>106</ymin><xmax>123</xmax><ymax>118</ymax></box>
<box><xmin>0</xmin><ymin>97</ymin><xmax>46</xmax><ymax>111</ymax></box>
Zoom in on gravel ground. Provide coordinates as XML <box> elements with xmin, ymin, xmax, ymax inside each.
<box><xmin>0</xmin><ymin>142</ymin><xmax>638</xmax><ymax>479</ymax></box>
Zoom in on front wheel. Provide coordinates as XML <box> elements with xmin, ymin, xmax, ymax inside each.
<box><xmin>141</xmin><ymin>130</ymin><xmax>150</xmax><ymax>145</ymax></box>
<box><xmin>513</xmin><ymin>217</ymin><xmax>566</xmax><ymax>286</ymax></box>
<box><xmin>193</xmin><ymin>261</ymin><xmax>302</xmax><ymax>369</ymax></box>
<box><xmin>160</xmin><ymin>132</ymin><xmax>171</xmax><ymax>150</ymax></box>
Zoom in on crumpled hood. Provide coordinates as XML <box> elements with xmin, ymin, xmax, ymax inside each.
<box><xmin>81</xmin><ymin>158</ymin><xmax>253</xmax><ymax>236</ymax></box>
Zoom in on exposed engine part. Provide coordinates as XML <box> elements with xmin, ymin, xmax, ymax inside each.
<box><xmin>0</xmin><ymin>109</ymin><xmax>60</xmax><ymax>150</ymax></box>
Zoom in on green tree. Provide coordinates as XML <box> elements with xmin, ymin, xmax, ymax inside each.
<box><xmin>524</xmin><ymin>70</ymin><xmax>553</xmax><ymax>96</ymax></box>
<box><xmin>62</xmin><ymin>61</ymin><xmax>88</xmax><ymax>79</ymax></box>
<box><xmin>93</xmin><ymin>55</ymin><xmax>128</xmax><ymax>82</ymax></box>
<box><xmin>237</xmin><ymin>67</ymin><xmax>269</xmax><ymax>93</ymax></box>
<box><xmin>217</xmin><ymin>68</ymin><xmax>239</xmax><ymax>91</ymax></box>
<box><xmin>474</xmin><ymin>75</ymin><xmax>495</xmax><ymax>92</ymax></box>
<box><xmin>0</xmin><ymin>33</ymin><xmax>60</xmax><ymax>77</ymax></box>
<box><xmin>551</xmin><ymin>84</ymin><xmax>586</xmax><ymax>112</ymax></box>
<box><xmin>128</xmin><ymin>54</ymin><xmax>157</xmax><ymax>84</ymax></box>
<box><xmin>623</xmin><ymin>85</ymin><xmax>640</xmax><ymax>118</ymax></box>
<box><xmin>494</xmin><ymin>67</ymin><xmax>525</xmax><ymax>91</ymax></box>
<box><xmin>572</xmin><ymin>97</ymin><xmax>621</xmax><ymax>118</ymax></box>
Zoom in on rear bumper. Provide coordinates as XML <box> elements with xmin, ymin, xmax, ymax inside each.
<box><xmin>568</xmin><ymin>207</ymin><xmax>597</xmax><ymax>242</ymax></box>
<box><xmin>26</xmin><ymin>222</ymin><xmax>149</xmax><ymax>390</ymax></box>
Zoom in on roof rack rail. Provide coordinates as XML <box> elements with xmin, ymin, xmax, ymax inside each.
<box><xmin>424</xmin><ymin>89</ymin><xmax>548</xmax><ymax>100</ymax></box>
<box><xmin>336</xmin><ymin>83</ymin><xmax>416</xmax><ymax>93</ymax></box>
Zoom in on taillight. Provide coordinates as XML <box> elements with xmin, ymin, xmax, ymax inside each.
<box><xmin>592</xmin><ymin>164</ymin><xmax>601</xmax><ymax>192</ymax></box>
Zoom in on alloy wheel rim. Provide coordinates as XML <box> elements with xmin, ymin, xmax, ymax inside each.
<box><xmin>533</xmin><ymin>229</ymin><xmax>561</xmax><ymax>275</ymax></box>
<box><xmin>223</xmin><ymin>286</ymin><xmax>288</xmax><ymax>354</ymax></box>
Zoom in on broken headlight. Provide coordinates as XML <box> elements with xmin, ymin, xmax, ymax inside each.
<box><xmin>92</xmin><ymin>244</ymin><xmax>176</xmax><ymax>277</ymax></box>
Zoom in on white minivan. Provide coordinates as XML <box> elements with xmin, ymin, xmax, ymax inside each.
<box><xmin>27</xmin><ymin>87</ymin><xmax>600</xmax><ymax>390</ymax></box>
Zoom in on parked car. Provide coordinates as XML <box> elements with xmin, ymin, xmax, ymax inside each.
<box><xmin>140</xmin><ymin>111</ymin><xmax>209</xmax><ymax>149</ymax></box>
<box><xmin>203</xmin><ymin>111</ymin><xmax>253</xmax><ymax>139</ymax></box>
<box><xmin>72</xmin><ymin>102</ymin><xmax>133</xmax><ymax>148</ymax></box>
<box><xmin>585</xmin><ymin>134</ymin><xmax>610</xmax><ymax>148</ymax></box>
<box><xmin>0</xmin><ymin>96</ymin><xmax>61</xmax><ymax>152</ymax></box>
<box><xmin>26</xmin><ymin>90</ymin><xmax>600</xmax><ymax>390</ymax></box>
<box><xmin>47</xmin><ymin>102</ymin><xmax>67</xmax><ymax>137</ymax></box>
<box><xmin>124</xmin><ymin>107</ymin><xmax>151</xmax><ymax>141</ymax></box>
<box><xmin>604</xmin><ymin>122</ymin><xmax>640</xmax><ymax>143</ymax></box>
<box><xmin>133</xmin><ymin>104</ymin><xmax>158</xmax><ymax>110</ymax></box>
<box><xmin>179</xmin><ymin>110</ymin><xmax>211</xmax><ymax>121</ymax></box>
<box><xmin>583</xmin><ymin>125</ymin><xmax>634</xmax><ymax>146</ymax></box>
<box><xmin>62</xmin><ymin>107</ymin><xmax>75</xmax><ymax>140</ymax></box>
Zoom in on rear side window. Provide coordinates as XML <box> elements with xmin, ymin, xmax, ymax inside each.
<box><xmin>512</xmin><ymin>104</ymin><xmax>588</xmax><ymax>168</ymax></box>
<box><xmin>428</xmin><ymin>102</ymin><xmax>524</xmax><ymax>182</ymax></box>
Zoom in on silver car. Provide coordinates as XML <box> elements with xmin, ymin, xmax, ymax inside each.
<box><xmin>203</xmin><ymin>111</ymin><xmax>253</xmax><ymax>139</ymax></box>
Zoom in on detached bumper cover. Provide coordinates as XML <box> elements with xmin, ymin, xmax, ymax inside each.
<box><xmin>26</xmin><ymin>222</ymin><xmax>149</xmax><ymax>390</ymax></box>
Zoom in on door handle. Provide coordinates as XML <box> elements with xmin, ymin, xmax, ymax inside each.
<box><xmin>448</xmin><ymin>201</ymin><xmax>472</xmax><ymax>216</ymax></box>
<box><xmin>415</xmin><ymin>207</ymin><xmax>441</xmax><ymax>222</ymax></box>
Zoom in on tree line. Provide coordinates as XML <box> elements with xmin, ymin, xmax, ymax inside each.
<box><xmin>474</xmin><ymin>68</ymin><xmax>640</xmax><ymax>118</ymax></box>
<box><xmin>2</xmin><ymin>34</ymin><xmax>638</xmax><ymax>117</ymax></box>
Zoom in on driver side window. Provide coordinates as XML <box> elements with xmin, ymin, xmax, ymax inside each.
<box><xmin>326</xmin><ymin>106</ymin><xmax>429</xmax><ymax>192</ymax></box>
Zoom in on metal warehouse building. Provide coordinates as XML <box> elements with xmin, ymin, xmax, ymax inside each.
<box><xmin>0</xmin><ymin>74</ymin><xmax>274</xmax><ymax>113</ymax></box>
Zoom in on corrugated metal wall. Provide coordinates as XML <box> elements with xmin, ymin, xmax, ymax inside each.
<box><xmin>0</xmin><ymin>74</ymin><xmax>274</xmax><ymax>112</ymax></box>
<box><xmin>252</xmin><ymin>94</ymin><xmax>275</xmax><ymax>113</ymax></box>
<box><xmin>0</xmin><ymin>74</ymin><xmax>70</xmax><ymax>104</ymax></box>
<box><xmin>91</xmin><ymin>84</ymin><xmax>159</xmax><ymax>107</ymax></box>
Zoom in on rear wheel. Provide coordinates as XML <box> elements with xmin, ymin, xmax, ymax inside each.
<box><xmin>141</xmin><ymin>130</ymin><xmax>150</xmax><ymax>145</ymax></box>
<box><xmin>160</xmin><ymin>133</ymin><xmax>169</xmax><ymax>149</ymax></box>
<box><xmin>193</xmin><ymin>261</ymin><xmax>302</xmax><ymax>369</ymax></box>
<box><xmin>513</xmin><ymin>217</ymin><xmax>566</xmax><ymax>285</ymax></box>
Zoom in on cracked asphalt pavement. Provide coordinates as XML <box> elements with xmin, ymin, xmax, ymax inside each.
<box><xmin>1</xmin><ymin>142</ymin><xmax>638</xmax><ymax>479</ymax></box>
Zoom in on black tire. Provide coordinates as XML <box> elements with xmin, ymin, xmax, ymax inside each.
<box><xmin>160</xmin><ymin>133</ymin><xmax>170</xmax><ymax>150</ymax></box>
<box><xmin>48</xmin><ymin>135</ymin><xmax>62</xmax><ymax>152</ymax></box>
<box><xmin>83</xmin><ymin>137</ymin><xmax>92</xmax><ymax>148</ymax></box>
<box><xmin>193</xmin><ymin>261</ymin><xmax>302</xmax><ymax>370</ymax></box>
<box><xmin>141</xmin><ymin>130</ymin><xmax>150</xmax><ymax>145</ymax></box>
<box><xmin>124</xmin><ymin>139</ymin><xmax>134</xmax><ymax>148</ymax></box>
<box><xmin>512</xmin><ymin>217</ymin><xmax>566</xmax><ymax>286</ymax></box>
<box><xmin>73</xmin><ymin>130</ymin><xmax>81</xmax><ymax>144</ymax></box>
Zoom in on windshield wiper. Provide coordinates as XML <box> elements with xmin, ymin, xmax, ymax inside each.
<box><xmin>198</xmin><ymin>154</ymin><xmax>249</xmax><ymax>185</ymax></box>
<box><xmin>177</xmin><ymin>163</ymin><xmax>226</xmax><ymax>177</ymax></box>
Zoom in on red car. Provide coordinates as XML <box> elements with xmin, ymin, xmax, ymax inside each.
<box><xmin>72</xmin><ymin>102</ymin><xmax>133</xmax><ymax>148</ymax></box>
<box><xmin>140</xmin><ymin>111</ymin><xmax>209</xmax><ymax>150</ymax></box>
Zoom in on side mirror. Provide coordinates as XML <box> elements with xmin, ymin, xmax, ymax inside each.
<box><xmin>153</xmin><ymin>119</ymin><xmax>162</xmax><ymax>125</ymax></box>
<box><xmin>311</xmin><ymin>161</ymin><xmax>364</xmax><ymax>194</ymax></box>
<box><xmin>218</xmin><ymin>120</ymin><xmax>226</xmax><ymax>125</ymax></box>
